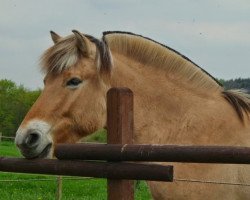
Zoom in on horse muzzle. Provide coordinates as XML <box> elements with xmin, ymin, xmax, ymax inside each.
<box><xmin>15</xmin><ymin>120</ymin><xmax>53</xmax><ymax>159</ymax></box>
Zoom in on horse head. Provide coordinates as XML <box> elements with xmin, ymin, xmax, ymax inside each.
<box><xmin>15</xmin><ymin>30</ymin><xmax>111</xmax><ymax>158</ymax></box>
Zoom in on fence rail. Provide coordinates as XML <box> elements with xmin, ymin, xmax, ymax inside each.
<box><xmin>0</xmin><ymin>135</ymin><xmax>15</xmax><ymax>141</ymax></box>
<box><xmin>55</xmin><ymin>143</ymin><xmax>250</xmax><ymax>164</ymax></box>
<box><xmin>0</xmin><ymin>157</ymin><xmax>173</xmax><ymax>181</ymax></box>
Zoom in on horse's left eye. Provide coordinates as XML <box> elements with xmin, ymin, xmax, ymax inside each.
<box><xmin>66</xmin><ymin>78</ymin><xmax>82</xmax><ymax>88</ymax></box>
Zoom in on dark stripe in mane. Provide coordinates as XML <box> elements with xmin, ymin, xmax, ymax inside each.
<box><xmin>84</xmin><ymin>34</ymin><xmax>112</xmax><ymax>74</ymax></box>
<box><xmin>222</xmin><ymin>90</ymin><xmax>250</xmax><ymax>121</ymax></box>
<box><xmin>103</xmin><ymin>31</ymin><xmax>222</xmax><ymax>87</ymax></box>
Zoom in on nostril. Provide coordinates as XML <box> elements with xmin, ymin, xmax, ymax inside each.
<box><xmin>24</xmin><ymin>133</ymin><xmax>40</xmax><ymax>148</ymax></box>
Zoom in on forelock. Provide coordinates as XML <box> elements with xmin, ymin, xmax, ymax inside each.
<box><xmin>40</xmin><ymin>33</ymin><xmax>113</xmax><ymax>75</ymax></box>
<box><xmin>40</xmin><ymin>35</ymin><xmax>80</xmax><ymax>74</ymax></box>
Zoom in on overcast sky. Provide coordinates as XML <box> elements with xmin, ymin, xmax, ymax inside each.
<box><xmin>1</xmin><ymin>0</ymin><xmax>249</xmax><ymax>89</ymax></box>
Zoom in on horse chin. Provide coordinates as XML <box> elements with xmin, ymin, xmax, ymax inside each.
<box><xmin>24</xmin><ymin>144</ymin><xmax>53</xmax><ymax>159</ymax></box>
<box><xmin>37</xmin><ymin>143</ymin><xmax>53</xmax><ymax>159</ymax></box>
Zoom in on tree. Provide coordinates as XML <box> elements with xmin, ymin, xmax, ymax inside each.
<box><xmin>219</xmin><ymin>78</ymin><xmax>250</xmax><ymax>93</ymax></box>
<box><xmin>0</xmin><ymin>79</ymin><xmax>40</xmax><ymax>137</ymax></box>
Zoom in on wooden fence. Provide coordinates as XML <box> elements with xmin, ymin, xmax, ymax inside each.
<box><xmin>1</xmin><ymin>87</ymin><xmax>250</xmax><ymax>200</ymax></box>
<box><xmin>0</xmin><ymin>88</ymin><xmax>173</xmax><ymax>200</ymax></box>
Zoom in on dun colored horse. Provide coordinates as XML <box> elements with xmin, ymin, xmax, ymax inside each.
<box><xmin>15</xmin><ymin>30</ymin><xmax>250</xmax><ymax>199</ymax></box>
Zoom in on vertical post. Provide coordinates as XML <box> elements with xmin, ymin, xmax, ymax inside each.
<box><xmin>107</xmin><ymin>88</ymin><xmax>134</xmax><ymax>200</ymax></box>
<box><xmin>0</xmin><ymin>132</ymin><xmax>2</xmax><ymax>142</ymax></box>
<box><xmin>56</xmin><ymin>176</ymin><xmax>62</xmax><ymax>200</ymax></box>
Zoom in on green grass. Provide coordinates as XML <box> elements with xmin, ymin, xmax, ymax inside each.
<box><xmin>83</xmin><ymin>129</ymin><xmax>107</xmax><ymax>143</ymax></box>
<box><xmin>0</xmin><ymin>140</ymin><xmax>21</xmax><ymax>157</ymax></box>
<box><xmin>0</xmin><ymin>140</ymin><xmax>152</xmax><ymax>199</ymax></box>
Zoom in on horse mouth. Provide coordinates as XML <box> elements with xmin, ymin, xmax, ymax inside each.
<box><xmin>26</xmin><ymin>144</ymin><xmax>52</xmax><ymax>159</ymax></box>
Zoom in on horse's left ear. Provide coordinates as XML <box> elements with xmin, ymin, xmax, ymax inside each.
<box><xmin>50</xmin><ymin>31</ymin><xmax>61</xmax><ymax>44</ymax></box>
<box><xmin>72</xmin><ymin>30</ymin><xmax>90</xmax><ymax>56</ymax></box>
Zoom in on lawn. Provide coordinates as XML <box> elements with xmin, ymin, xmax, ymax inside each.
<box><xmin>0</xmin><ymin>140</ymin><xmax>152</xmax><ymax>200</ymax></box>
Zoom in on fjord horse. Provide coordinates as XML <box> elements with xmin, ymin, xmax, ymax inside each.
<box><xmin>15</xmin><ymin>30</ymin><xmax>250</xmax><ymax>199</ymax></box>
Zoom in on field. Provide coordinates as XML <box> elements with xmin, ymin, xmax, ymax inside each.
<box><xmin>0</xmin><ymin>140</ymin><xmax>152</xmax><ymax>200</ymax></box>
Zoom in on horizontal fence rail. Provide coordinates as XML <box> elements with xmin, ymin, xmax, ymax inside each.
<box><xmin>56</xmin><ymin>144</ymin><xmax>250</xmax><ymax>164</ymax></box>
<box><xmin>0</xmin><ymin>157</ymin><xmax>173</xmax><ymax>182</ymax></box>
<box><xmin>0</xmin><ymin>135</ymin><xmax>15</xmax><ymax>140</ymax></box>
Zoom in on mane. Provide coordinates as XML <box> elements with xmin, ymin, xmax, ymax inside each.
<box><xmin>40</xmin><ymin>34</ymin><xmax>112</xmax><ymax>74</ymax></box>
<box><xmin>40</xmin><ymin>35</ymin><xmax>79</xmax><ymax>73</ymax></box>
<box><xmin>103</xmin><ymin>31</ymin><xmax>250</xmax><ymax>121</ymax></box>
<box><xmin>103</xmin><ymin>31</ymin><xmax>222</xmax><ymax>92</ymax></box>
<box><xmin>222</xmin><ymin>90</ymin><xmax>250</xmax><ymax>121</ymax></box>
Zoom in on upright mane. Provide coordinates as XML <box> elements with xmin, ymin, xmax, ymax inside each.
<box><xmin>103</xmin><ymin>31</ymin><xmax>250</xmax><ymax>121</ymax></box>
<box><xmin>103</xmin><ymin>31</ymin><xmax>222</xmax><ymax>92</ymax></box>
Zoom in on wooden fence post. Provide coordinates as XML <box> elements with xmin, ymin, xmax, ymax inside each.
<box><xmin>56</xmin><ymin>176</ymin><xmax>62</xmax><ymax>200</ymax></box>
<box><xmin>107</xmin><ymin>88</ymin><xmax>134</xmax><ymax>200</ymax></box>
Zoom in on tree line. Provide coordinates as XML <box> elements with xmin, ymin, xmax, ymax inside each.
<box><xmin>219</xmin><ymin>78</ymin><xmax>250</xmax><ymax>93</ymax></box>
<box><xmin>0</xmin><ymin>79</ymin><xmax>40</xmax><ymax>137</ymax></box>
<box><xmin>0</xmin><ymin>78</ymin><xmax>250</xmax><ymax>137</ymax></box>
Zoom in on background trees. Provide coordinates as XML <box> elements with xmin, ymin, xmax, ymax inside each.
<box><xmin>0</xmin><ymin>79</ymin><xmax>40</xmax><ymax>137</ymax></box>
<box><xmin>219</xmin><ymin>78</ymin><xmax>250</xmax><ymax>92</ymax></box>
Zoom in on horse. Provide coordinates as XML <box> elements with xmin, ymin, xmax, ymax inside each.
<box><xmin>15</xmin><ymin>30</ymin><xmax>250</xmax><ymax>199</ymax></box>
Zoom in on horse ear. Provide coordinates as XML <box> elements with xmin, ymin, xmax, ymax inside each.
<box><xmin>72</xmin><ymin>30</ymin><xmax>90</xmax><ymax>56</ymax></box>
<box><xmin>50</xmin><ymin>31</ymin><xmax>61</xmax><ymax>44</ymax></box>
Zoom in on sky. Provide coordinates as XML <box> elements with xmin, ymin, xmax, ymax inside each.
<box><xmin>0</xmin><ymin>0</ymin><xmax>250</xmax><ymax>89</ymax></box>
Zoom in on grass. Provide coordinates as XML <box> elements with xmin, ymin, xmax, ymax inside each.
<box><xmin>82</xmin><ymin>128</ymin><xmax>107</xmax><ymax>143</ymax></box>
<box><xmin>0</xmin><ymin>140</ymin><xmax>21</xmax><ymax>157</ymax></box>
<box><xmin>0</xmin><ymin>139</ymin><xmax>152</xmax><ymax>199</ymax></box>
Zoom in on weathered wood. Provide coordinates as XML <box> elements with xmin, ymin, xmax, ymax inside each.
<box><xmin>56</xmin><ymin>176</ymin><xmax>62</xmax><ymax>200</ymax></box>
<box><xmin>56</xmin><ymin>144</ymin><xmax>250</xmax><ymax>164</ymax></box>
<box><xmin>107</xmin><ymin>88</ymin><xmax>134</xmax><ymax>200</ymax></box>
<box><xmin>0</xmin><ymin>157</ymin><xmax>173</xmax><ymax>181</ymax></box>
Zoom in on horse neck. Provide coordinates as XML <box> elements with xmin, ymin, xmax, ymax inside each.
<box><xmin>110</xmin><ymin>53</ymin><xmax>249</xmax><ymax>145</ymax></box>
<box><xmin>110</xmin><ymin>53</ymin><xmax>219</xmax><ymax>115</ymax></box>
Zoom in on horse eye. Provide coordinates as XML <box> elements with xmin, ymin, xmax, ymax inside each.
<box><xmin>66</xmin><ymin>78</ymin><xmax>82</xmax><ymax>88</ymax></box>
